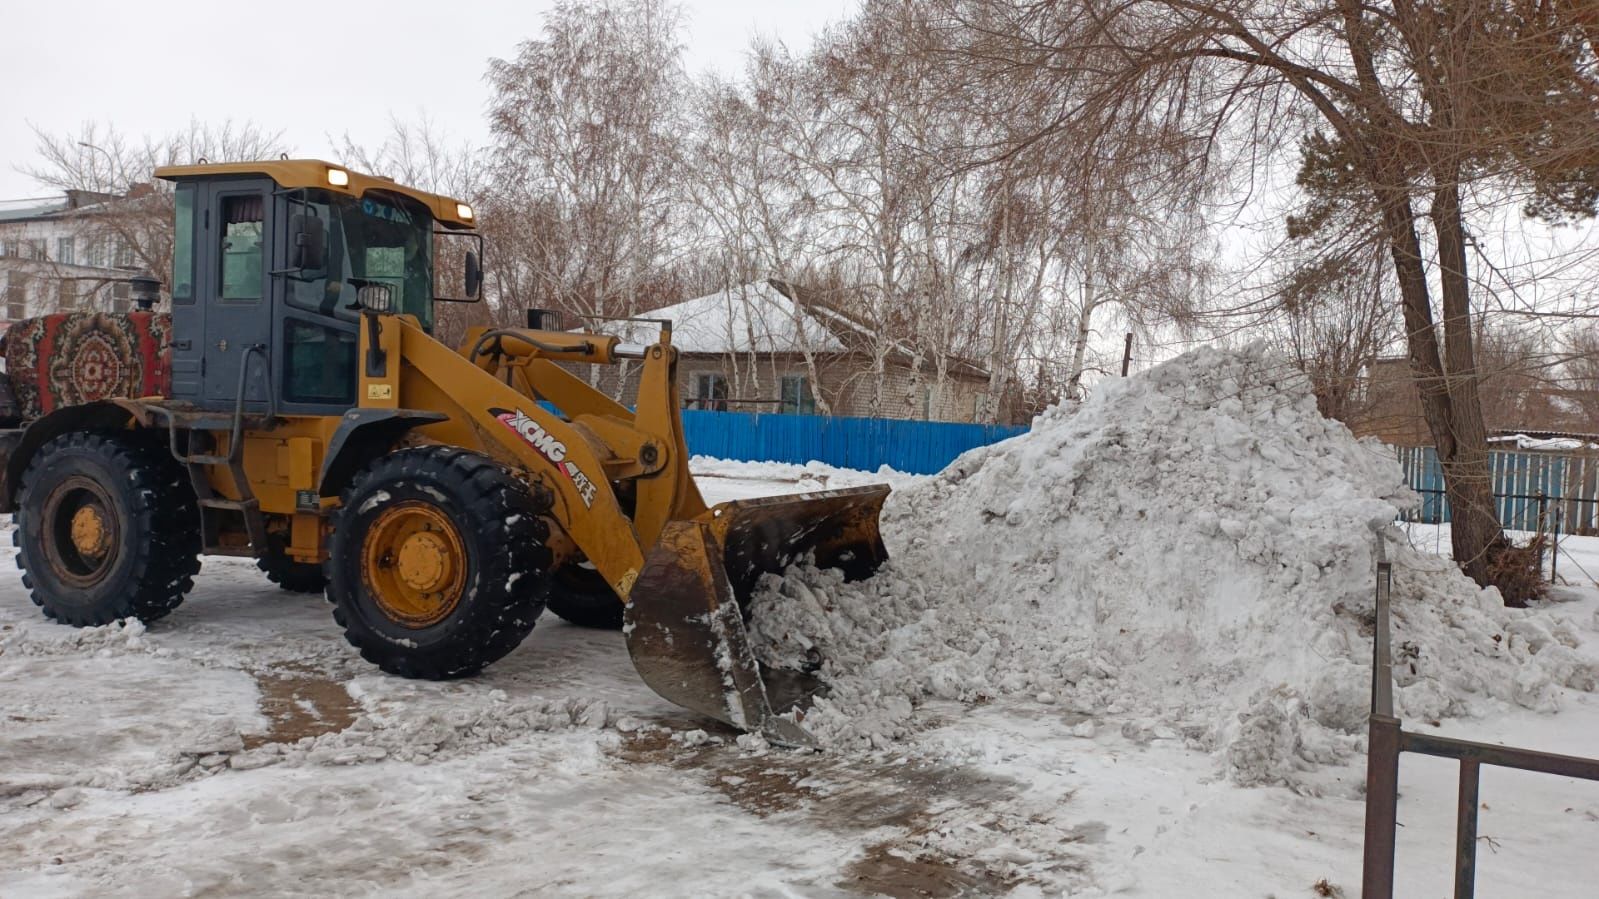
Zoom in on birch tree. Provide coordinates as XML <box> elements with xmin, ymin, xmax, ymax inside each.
<box><xmin>485</xmin><ymin>0</ymin><xmax>687</xmax><ymax>335</ymax></box>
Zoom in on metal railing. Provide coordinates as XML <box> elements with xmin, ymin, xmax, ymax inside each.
<box><xmin>1361</xmin><ymin>542</ymin><xmax>1599</xmax><ymax>898</ymax></box>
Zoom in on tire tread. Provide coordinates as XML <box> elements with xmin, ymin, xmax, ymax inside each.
<box><xmin>14</xmin><ymin>431</ymin><xmax>201</xmax><ymax>626</ymax></box>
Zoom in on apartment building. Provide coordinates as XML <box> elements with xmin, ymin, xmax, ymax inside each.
<box><xmin>0</xmin><ymin>186</ymin><xmax>155</xmax><ymax>328</ymax></box>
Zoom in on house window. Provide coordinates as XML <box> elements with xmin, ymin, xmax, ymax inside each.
<box><xmin>28</xmin><ymin>239</ymin><xmax>47</xmax><ymax>261</ymax></box>
<box><xmin>56</xmin><ymin>237</ymin><xmax>75</xmax><ymax>266</ymax></box>
<box><xmin>0</xmin><ymin>240</ymin><xmax>9</xmax><ymax>257</ymax></box>
<box><xmin>85</xmin><ymin>239</ymin><xmax>105</xmax><ymax>267</ymax></box>
<box><xmin>57</xmin><ymin>279</ymin><xmax>76</xmax><ymax>311</ymax></box>
<box><xmin>114</xmin><ymin>240</ymin><xmax>135</xmax><ymax>268</ymax></box>
<box><xmin>780</xmin><ymin>375</ymin><xmax>816</xmax><ymax>414</ymax></box>
<box><xmin>691</xmin><ymin>373</ymin><xmax>729</xmax><ymax>411</ymax></box>
<box><xmin>112</xmin><ymin>282</ymin><xmax>131</xmax><ymax>313</ymax></box>
<box><xmin>6</xmin><ymin>275</ymin><xmax>27</xmax><ymax>319</ymax></box>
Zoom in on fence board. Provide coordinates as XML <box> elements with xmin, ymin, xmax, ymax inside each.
<box><xmin>679</xmin><ymin>409</ymin><xmax>1029</xmax><ymax>475</ymax></box>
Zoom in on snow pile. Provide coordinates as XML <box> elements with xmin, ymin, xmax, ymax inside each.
<box><xmin>0</xmin><ymin>617</ymin><xmax>161</xmax><ymax>658</ymax></box>
<box><xmin>691</xmin><ymin>456</ymin><xmax>917</xmax><ymax>490</ymax></box>
<box><xmin>1488</xmin><ymin>433</ymin><xmax>1599</xmax><ymax>452</ymax></box>
<box><xmin>748</xmin><ymin>343</ymin><xmax>1599</xmax><ymax>783</ymax></box>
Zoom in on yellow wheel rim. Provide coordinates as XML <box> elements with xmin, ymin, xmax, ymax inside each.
<box><xmin>69</xmin><ymin>504</ymin><xmax>110</xmax><ymax>558</ymax></box>
<box><xmin>42</xmin><ymin>475</ymin><xmax>119</xmax><ymax>587</ymax></box>
<box><xmin>362</xmin><ymin>502</ymin><xmax>467</xmax><ymax>628</ymax></box>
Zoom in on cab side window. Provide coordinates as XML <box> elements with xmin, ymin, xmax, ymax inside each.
<box><xmin>171</xmin><ymin>185</ymin><xmax>196</xmax><ymax>304</ymax></box>
<box><xmin>219</xmin><ymin>195</ymin><xmax>264</xmax><ymax>302</ymax></box>
<box><xmin>283</xmin><ymin>319</ymin><xmax>357</xmax><ymax>405</ymax></box>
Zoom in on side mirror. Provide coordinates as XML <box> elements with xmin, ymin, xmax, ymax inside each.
<box><xmin>356</xmin><ymin>283</ymin><xmax>393</xmax><ymax>313</ymax></box>
<box><xmin>291</xmin><ymin>213</ymin><xmax>326</xmax><ymax>270</ymax></box>
<box><xmin>464</xmin><ymin>249</ymin><xmax>483</xmax><ymax>300</ymax></box>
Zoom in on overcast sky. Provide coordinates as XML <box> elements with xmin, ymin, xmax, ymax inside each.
<box><xmin>0</xmin><ymin>0</ymin><xmax>854</xmax><ymax>199</ymax></box>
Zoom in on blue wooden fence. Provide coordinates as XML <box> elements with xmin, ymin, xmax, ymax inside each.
<box><xmin>1396</xmin><ymin>445</ymin><xmax>1599</xmax><ymax>534</ymax></box>
<box><xmin>679</xmin><ymin>409</ymin><xmax>1029</xmax><ymax>475</ymax></box>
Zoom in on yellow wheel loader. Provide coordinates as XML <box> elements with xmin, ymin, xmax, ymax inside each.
<box><xmin>0</xmin><ymin>160</ymin><xmax>888</xmax><ymax>745</ymax></box>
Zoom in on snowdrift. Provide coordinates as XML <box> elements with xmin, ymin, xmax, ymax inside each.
<box><xmin>748</xmin><ymin>344</ymin><xmax>1599</xmax><ymax>784</ymax></box>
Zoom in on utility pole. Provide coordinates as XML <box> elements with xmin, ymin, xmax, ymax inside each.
<box><xmin>1120</xmin><ymin>333</ymin><xmax>1134</xmax><ymax>377</ymax></box>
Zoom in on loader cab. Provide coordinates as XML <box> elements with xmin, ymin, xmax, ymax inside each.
<box><xmin>154</xmin><ymin>160</ymin><xmax>479</xmax><ymax>417</ymax></box>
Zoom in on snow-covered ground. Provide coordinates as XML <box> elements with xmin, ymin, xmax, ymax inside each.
<box><xmin>3</xmin><ymin>468</ymin><xmax>1597</xmax><ymax>896</ymax></box>
<box><xmin>5</xmin><ymin>349</ymin><xmax>1599</xmax><ymax>897</ymax></box>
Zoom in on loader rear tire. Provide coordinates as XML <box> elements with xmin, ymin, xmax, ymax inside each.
<box><xmin>544</xmin><ymin>564</ymin><xmax>625</xmax><ymax>630</ymax></box>
<box><xmin>13</xmin><ymin>431</ymin><xmax>201</xmax><ymax>626</ymax></box>
<box><xmin>326</xmin><ymin>446</ymin><xmax>553</xmax><ymax>680</ymax></box>
<box><xmin>258</xmin><ymin>537</ymin><xmax>327</xmax><ymax>594</ymax></box>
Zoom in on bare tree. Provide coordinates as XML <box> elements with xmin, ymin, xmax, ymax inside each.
<box><xmin>681</xmin><ymin>54</ymin><xmax>840</xmax><ymax>414</ymax></box>
<box><xmin>332</xmin><ymin>115</ymin><xmax>480</xmax><ymax>200</ymax></box>
<box><xmin>24</xmin><ymin>120</ymin><xmax>285</xmax><ymax>306</ymax></box>
<box><xmin>1474</xmin><ymin>324</ymin><xmax>1553</xmax><ymax>431</ymax></box>
<box><xmin>932</xmin><ymin>0</ymin><xmax>1599</xmax><ymax>596</ymax></box>
<box><xmin>1563</xmin><ymin>325</ymin><xmax>1599</xmax><ymax>426</ymax></box>
<box><xmin>1272</xmin><ymin>241</ymin><xmax>1398</xmax><ymax>423</ymax></box>
<box><xmin>779</xmin><ymin>16</ymin><xmax>925</xmax><ymax>417</ymax></box>
<box><xmin>485</xmin><ymin>0</ymin><xmax>688</xmax><ymax>357</ymax></box>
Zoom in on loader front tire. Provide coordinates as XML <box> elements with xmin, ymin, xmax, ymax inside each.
<box><xmin>545</xmin><ymin>564</ymin><xmax>625</xmax><ymax>630</ymax></box>
<box><xmin>14</xmin><ymin>431</ymin><xmax>201</xmax><ymax>626</ymax></box>
<box><xmin>327</xmin><ymin>447</ymin><xmax>553</xmax><ymax>680</ymax></box>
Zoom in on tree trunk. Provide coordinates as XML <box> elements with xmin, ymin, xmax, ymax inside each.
<box><xmin>1066</xmin><ymin>250</ymin><xmax>1098</xmax><ymax>401</ymax></box>
<box><xmin>1430</xmin><ymin>176</ymin><xmax>1502</xmax><ymax>584</ymax></box>
<box><xmin>1334</xmin><ymin>0</ymin><xmax>1504</xmax><ymax>587</ymax></box>
<box><xmin>1374</xmin><ymin>178</ymin><xmax>1501</xmax><ymax>587</ymax></box>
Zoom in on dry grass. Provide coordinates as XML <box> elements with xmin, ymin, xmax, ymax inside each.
<box><xmin>1485</xmin><ymin>534</ymin><xmax>1550</xmax><ymax>608</ymax></box>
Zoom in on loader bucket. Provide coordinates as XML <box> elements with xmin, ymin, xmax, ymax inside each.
<box><xmin>625</xmin><ymin>485</ymin><xmax>890</xmax><ymax>747</ymax></box>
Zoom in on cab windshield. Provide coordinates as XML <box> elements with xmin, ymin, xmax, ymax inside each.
<box><xmin>288</xmin><ymin>190</ymin><xmax>434</xmax><ymax>330</ymax></box>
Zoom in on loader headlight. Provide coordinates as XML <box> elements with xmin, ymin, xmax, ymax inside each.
<box><xmin>356</xmin><ymin>283</ymin><xmax>394</xmax><ymax>312</ymax></box>
<box><xmin>456</xmin><ymin>203</ymin><xmax>474</xmax><ymax>222</ymax></box>
<box><xmin>327</xmin><ymin>167</ymin><xmax>351</xmax><ymax>187</ymax></box>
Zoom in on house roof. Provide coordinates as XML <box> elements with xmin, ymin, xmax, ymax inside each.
<box><xmin>617</xmin><ymin>280</ymin><xmax>849</xmax><ymax>354</ymax></box>
<box><xmin>0</xmin><ymin>190</ymin><xmax>123</xmax><ymax>224</ymax></box>
<box><xmin>0</xmin><ymin>199</ymin><xmax>71</xmax><ymax>223</ymax></box>
<box><xmin>593</xmin><ymin>278</ymin><xmax>991</xmax><ymax>381</ymax></box>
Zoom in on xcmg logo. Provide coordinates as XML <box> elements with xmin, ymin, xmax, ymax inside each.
<box><xmin>490</xmin><ymin>407</ymin><xmax>599</xmax><ymax>508</ymax></box>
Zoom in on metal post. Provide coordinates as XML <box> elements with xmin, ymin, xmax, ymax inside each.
<box><xmin>1372</xmin><ymin>561</ymin><xmax>1393</xmax><ymax>717</ymax></box>
<box><xmin>1537</xmin><ymin>491</ymin><xmax>1548</xmax><ymax>567</ymax></box>
<box><xmin>1552</xmin><ymin>507</ymin><xmax>1562</xmax><ymax>584</ymax></box>
<box><xmin>1455</xmin><ymin>760</ymin><xmax>1480</xmax><ymax>899</ymax></box>
<box><xmin>1363</xmin><ymin>555</ymin><xmax>1399</xmax><ymax>899</ymax></box>
<box><xmin>1363</xmin><ymin>713</ymin><xmax>1402</xmax><ymax>899</ymax></box>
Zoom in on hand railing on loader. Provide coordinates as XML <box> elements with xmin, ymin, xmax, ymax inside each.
<box><xmin>1361</xmin><ymin>538</ymin><xmax>1599</xmax><ymax>898</ymax></box>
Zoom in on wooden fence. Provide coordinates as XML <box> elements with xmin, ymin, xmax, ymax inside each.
<box><xmin>1395</xmin><ymin>445</ymin><xmax>1599</xmax><ymax>534</ymax></box>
